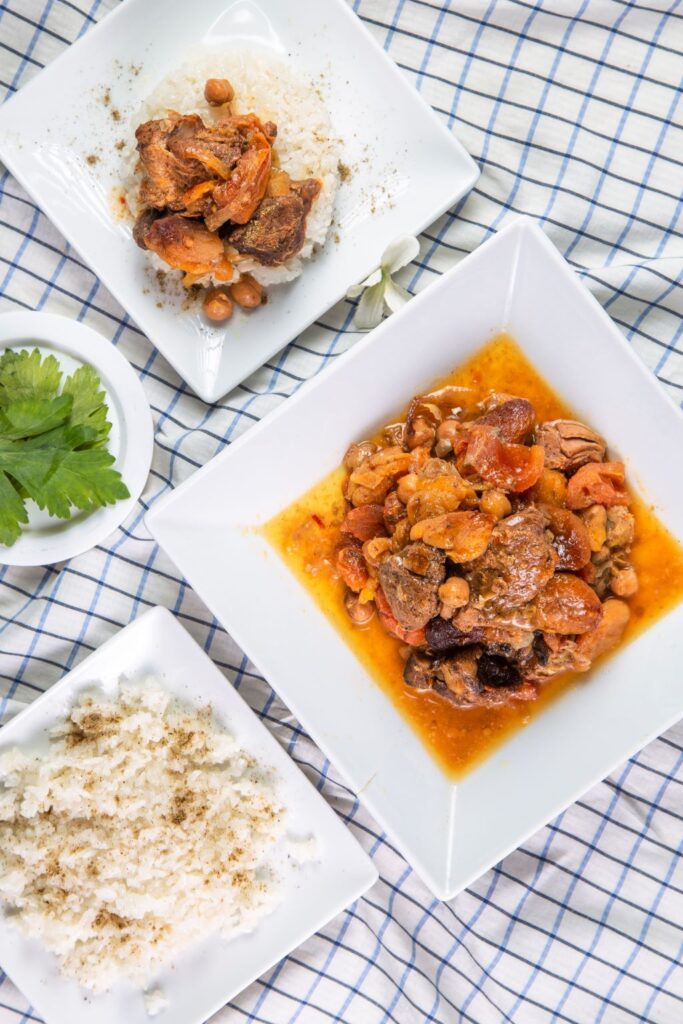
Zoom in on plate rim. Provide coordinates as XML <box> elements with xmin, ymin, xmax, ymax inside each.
<box><xmin>0</xmin><ymin>310</ymin><xmax>153</xmax><ymax>567</ymax></box>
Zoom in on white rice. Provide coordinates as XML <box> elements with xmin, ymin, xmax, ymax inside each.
<box><xmin>0</xmin><ymin>679</ymin><xmax>290</xmax><ymax>996</ymax></box>
<box><xmin>126</xmin><ymin>48</ymin><xmax>339</xmax><ymax>287</ymax></box>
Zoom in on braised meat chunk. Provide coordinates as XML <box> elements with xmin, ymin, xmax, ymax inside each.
<box><xmin>337</xmin><ymin>380</ymin><xmax>640</xmax><ymax>711</ymax></box>
<box><xmin>134</xmin><ymin>212</ymin><xmax>233</xmax><ymax>280</ymax></box>
<box><xmin>135</xmin><ymin>112</ymin><xmax>272</xmax><ymax>225</ymax></box>
<box><xmin>230</xmin><ymin>179</ymin><xmax>321</xmax><ymax>266</ymax></box>
<box><xmin>378</xmin><ymin>542</ymin><xmax>446</xmax><ymax>631</ymax></box>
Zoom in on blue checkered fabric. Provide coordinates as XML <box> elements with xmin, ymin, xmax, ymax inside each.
<box><xmin>1</xmin><ymin>1</ymin><xmax>682</xmax><ymax>1022</ymax></box>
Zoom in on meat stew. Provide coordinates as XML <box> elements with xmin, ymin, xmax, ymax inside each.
<box><xmin>265</xmin><ymin>335</ymin><xmax>683</xmax><ymax>777</ymax></box>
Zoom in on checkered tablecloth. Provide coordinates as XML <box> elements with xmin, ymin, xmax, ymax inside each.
<box><xmin>1</xmin><ymin>1</ymin><xmax>682</xmax><ymax>1022</ymax></box>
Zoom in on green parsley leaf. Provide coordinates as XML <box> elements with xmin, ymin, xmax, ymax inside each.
<box><xmin>0</xmin><ymin>348</ymin><xmax>131</xmax><ymax>548</ymax></box>
<box><xmin>0</xmin><ymin>348</ymin><xmax>62</xmax><ymax>406</ymax></box>
<box><xmin>0</xmin><ymin>446</ymin><xmax>61</xmax><ymax>504</ymax></box>
<box><xmin>0</xmin><ymin>469</ymin><xmax>29</xmax><ymax>547</ymax></box>
<box><xmin>0</xmin><ymin>395</ymin><xmax>73</xmax><ymax>440</ymax></box>
<box><xmin>62</xmin><ymin>364</ymin><xmax>111</xmax><ymax>446</ymax></box>
<box><xmin>30</xmin><ymin>449</ymin><xmax>130</xmax><ymax>519</ymax></box>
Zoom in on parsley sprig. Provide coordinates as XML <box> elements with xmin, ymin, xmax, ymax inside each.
<box><xmin>0</xmin><ymin>348</ymin><xmax>130</xmax><ymax>547</ymax></box>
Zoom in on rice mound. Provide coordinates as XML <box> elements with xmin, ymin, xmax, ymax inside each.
<box><xmin>0</xmin><ymin>680</ymin><xmax>287</xmax><ymax>994</ymax></box>
<box><xmin>127</xmin><ymin>48</ymin><xmax>339</xmax><ymax>288</ymax></box>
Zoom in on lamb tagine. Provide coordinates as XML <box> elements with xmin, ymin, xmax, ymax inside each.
<box><xmin>266</xmin><ymin>336</ymin><xmax>683</xmax><ymax>777</ymax></box>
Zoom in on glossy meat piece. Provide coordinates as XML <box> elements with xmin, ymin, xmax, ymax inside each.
<box><xmin>536</xmin><ymin>419</ymin><xmax>606</xmax><ymax>474</ymax></box>
<box><xmin>436</xmin><ymin>649</ymin><xmax>485</xmax><ymax>706</ymax></box>
<box><xmin>378</xmin><ymin>542</ymin><xmax>446</xmax><ymax>630</ymax></box>
<box><xmin>403</xmin><ymin>651</ymin><xmax>434</xmax><ymax>689</ymax></box>
<box><xmin>375</xmin><ymin>587</ymin><xmax>426</xmax><ymax>645</ymax></box>
<box><xmin>466</xmin><ymin>508</ymin><xmax>557</xmax><ymax>611</ymax></box>
<box><xmin>229</xmin><ymin>178</ymin><xmax>321</xmax><ymax>265</ymax></box>
<box><xmin>465</xmin><ymin>425</ymin><xmax>545</xmax><ymax>492</ymax></box>
<box><xmin>135</xmin><ymin>113</ymin><xmax>253</xmax><ymax>211</ymax></box>
<box><xmin>435</xmin><ymin>650</ymin><xmax>537</xmax><ymax>708</ymax></box>
<box><xmin>525</xmin><ymin>636</ymin><xmax>592</xmax><ymax>682</ymax></box>
<box><xmin>137</xmin><ymin>214</ymin><xmax>232</xmax><ymax>277</ymax></box>
<box><xmin>204</xmin><ymin>115</ymin><xmax>274</xmax><ymax>229</ymax></box>
<box><xmin>135</xmin><ymin>114</ymin><xmax>222</xmax><ymax>210</ymax></box>
<box><xmin>453</xmin><ymin>604</ymin><xmax>536</xmax><ymax>649</ymax></box>
<box><xmin>476</xmin><ymin>398</ymin><xmax>535</xmax><ymax>443</ymax></box>
<box><xmin>541</xmin><ymin>504</ymin><xmax>592</xmax><ymax>571</ymax></box>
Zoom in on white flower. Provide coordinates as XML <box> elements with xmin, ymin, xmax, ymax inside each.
<box><xmin>346</xmin><ymin>235</ymin><xmax>420</xmax><ymax>330</ymax></box>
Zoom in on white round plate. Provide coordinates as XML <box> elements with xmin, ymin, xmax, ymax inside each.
<box><xmin>0</xmin><ymin>312</ymin><xmax>153</xmax><ymax>567</ymax></box>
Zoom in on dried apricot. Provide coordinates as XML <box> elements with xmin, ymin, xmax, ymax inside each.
<box><xmin>465</xmin><ymin>425</ymin><xmax>545</xmax><ymax>493</ymax></box>
<box><xmin>340</xmin><ymin>504</ymin><xmax>386</xmax><ymax>542</ymax></box>
<box><xmin>566</xmin><ymin>461</ymin><xmax>629</xmax><ymax>510</ymax></box>
<box><xmin>410</xmin><ymin>511</ymin><xmax>495</xmax><ymax>561</ymax></box>
<box><xmin>534</xmin><ymin>574</ymin><xmax>603</xmax><ymax>634</ymax></box>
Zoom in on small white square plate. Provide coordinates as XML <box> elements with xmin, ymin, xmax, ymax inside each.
<box><xmin>0</xmin><ymin>606</ymin><xmax>377</xmax><ymax>1024</ymax></box>
<box><xmin>146</xmin><ymin>218</ymin><xmax>683</xmax><ymax>900</ymax></box>
<box><xmin>0</xmin><ymin>0</ymin><xmax>478</xmax><ymax>403</ymax></box>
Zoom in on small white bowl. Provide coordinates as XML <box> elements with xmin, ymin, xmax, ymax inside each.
<box><xmin>0</xmin><ymin>606</ymin><xmax>377</xmax><ymax>1024</ymax></box>
<box><xmin>146</xmin><ymin>217</ymin><xmax>683</xmax><ymax>900</ymax></box>
<box><xmin>0</xmin><ymin>311</ymin><xmax>153</xmax><ymax>566</ymax></box>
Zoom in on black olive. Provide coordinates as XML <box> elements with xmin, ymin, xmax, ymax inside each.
<box><xmin>425</xmin><ymin>616</ymin><xmax>469</xmax><ymax>652</ymax></box>
<box><xmin>477</xmin><ymin>653</ymin><xmax>521</xmax><ymax>688</ymax></box>
<box><xmin>532</xmin><ymin>630</ymin><xmax>550</xmax><ymax>666</ymax></box>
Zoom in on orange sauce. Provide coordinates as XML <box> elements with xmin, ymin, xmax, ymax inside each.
<box><xmin>264</xmin><ymin>334</ymin><xmax>683</xmax><ymax>778</ymax></box>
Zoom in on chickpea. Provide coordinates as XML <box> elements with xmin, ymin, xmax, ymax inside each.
<box><xmin>436</xmin><ymin>419</ymin><xmax>461</xmax><ymax>441</ymax></box>
<box><xmin>533</xmin><ymin>469</ymin><xmax>567</xmax><ymax>506</ymax></box>
<box><xmin>479</xmin><ymin>489</ymin><xmax>511</xmax><ymax>520</ymax></box>
<box><xmin>397</xmin><ymin>473</ymin><xmax>419</xmax><ymax>503</ymax></box>
<box><xmin>344</xmin><ymin>589</ymin><xmax>374</xmax><ymax>625</ymax></box>
<box><xmin>204</xmin><ymin>78</ymin><xmax>234</xmax><ymax>106</ymax></box>
<box><xmin>343</xmin><ymin>441</ymin><xmax>377</xmax><ymax>472</ymax></box>
<box><xmin>203</xmin><ymin>288</ymin><xmax>233</xmax><ymax>322</ymax></box>
<box><xmin>581</xmin><ymin>504</ymin><xmax>607</xmax><ymax>552</ymax></box>
<box><xmin>610</xmin><ymin>565</ymin><xmax>638</xmax><ymax>598</ymax></box>
<box><xmin>362</xmin><ymin>537</ymin><xmax>392</xmax><ymax>568</ymax></box>
<box><xmin>230</xmin><ymin>275</ymin><xmax>264</xmax><ymax>309</ymax></box>
<box><xmin>407</xmin><ymin>417</ymin><xmax>436</xmax><ymax>450</ymax></box>
<box><xmin>438</xmin><ymin>577</ymin><xmax>470</xmax><ymax>618</ymax></box>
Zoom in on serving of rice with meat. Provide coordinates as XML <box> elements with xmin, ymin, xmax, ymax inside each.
<box><xmin>0</xmin><ymin>679</ymin><xmax>312</xmax><ymax>997</ymax></box>
<box><xmin>124</xmin><ymin>48</ymin><xmax>339</xmax><ymax>318</ymax></box>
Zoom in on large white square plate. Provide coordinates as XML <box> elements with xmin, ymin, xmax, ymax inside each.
<box><xmin>0</xmin><ymin>606</ymin><xmax>377</xmax><ymax>1024</ymax></box>
<box><xmin>0</xmin><ymin>0</ymin><xmax>478</xmax><ymax>403</ymax></box>
<box><xmin>146</xmin><ymin>218</ymin><xmax>683</xmax><ymax>899</ymax></box>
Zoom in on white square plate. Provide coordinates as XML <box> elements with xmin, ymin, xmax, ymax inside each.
<box><xmin>0</xmin><ymin>606</ymin><xmax>377</xmax><ymax>1024</ymax></box>
<box><xmin>0</xmin><ymin>0</ymin><xmax>478</xmax><ymax>403</ymax></box>
<box><xmin>146</xmin><ymin>218</ymin><xmax>683</xmax><ymax>900</ymax></box>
